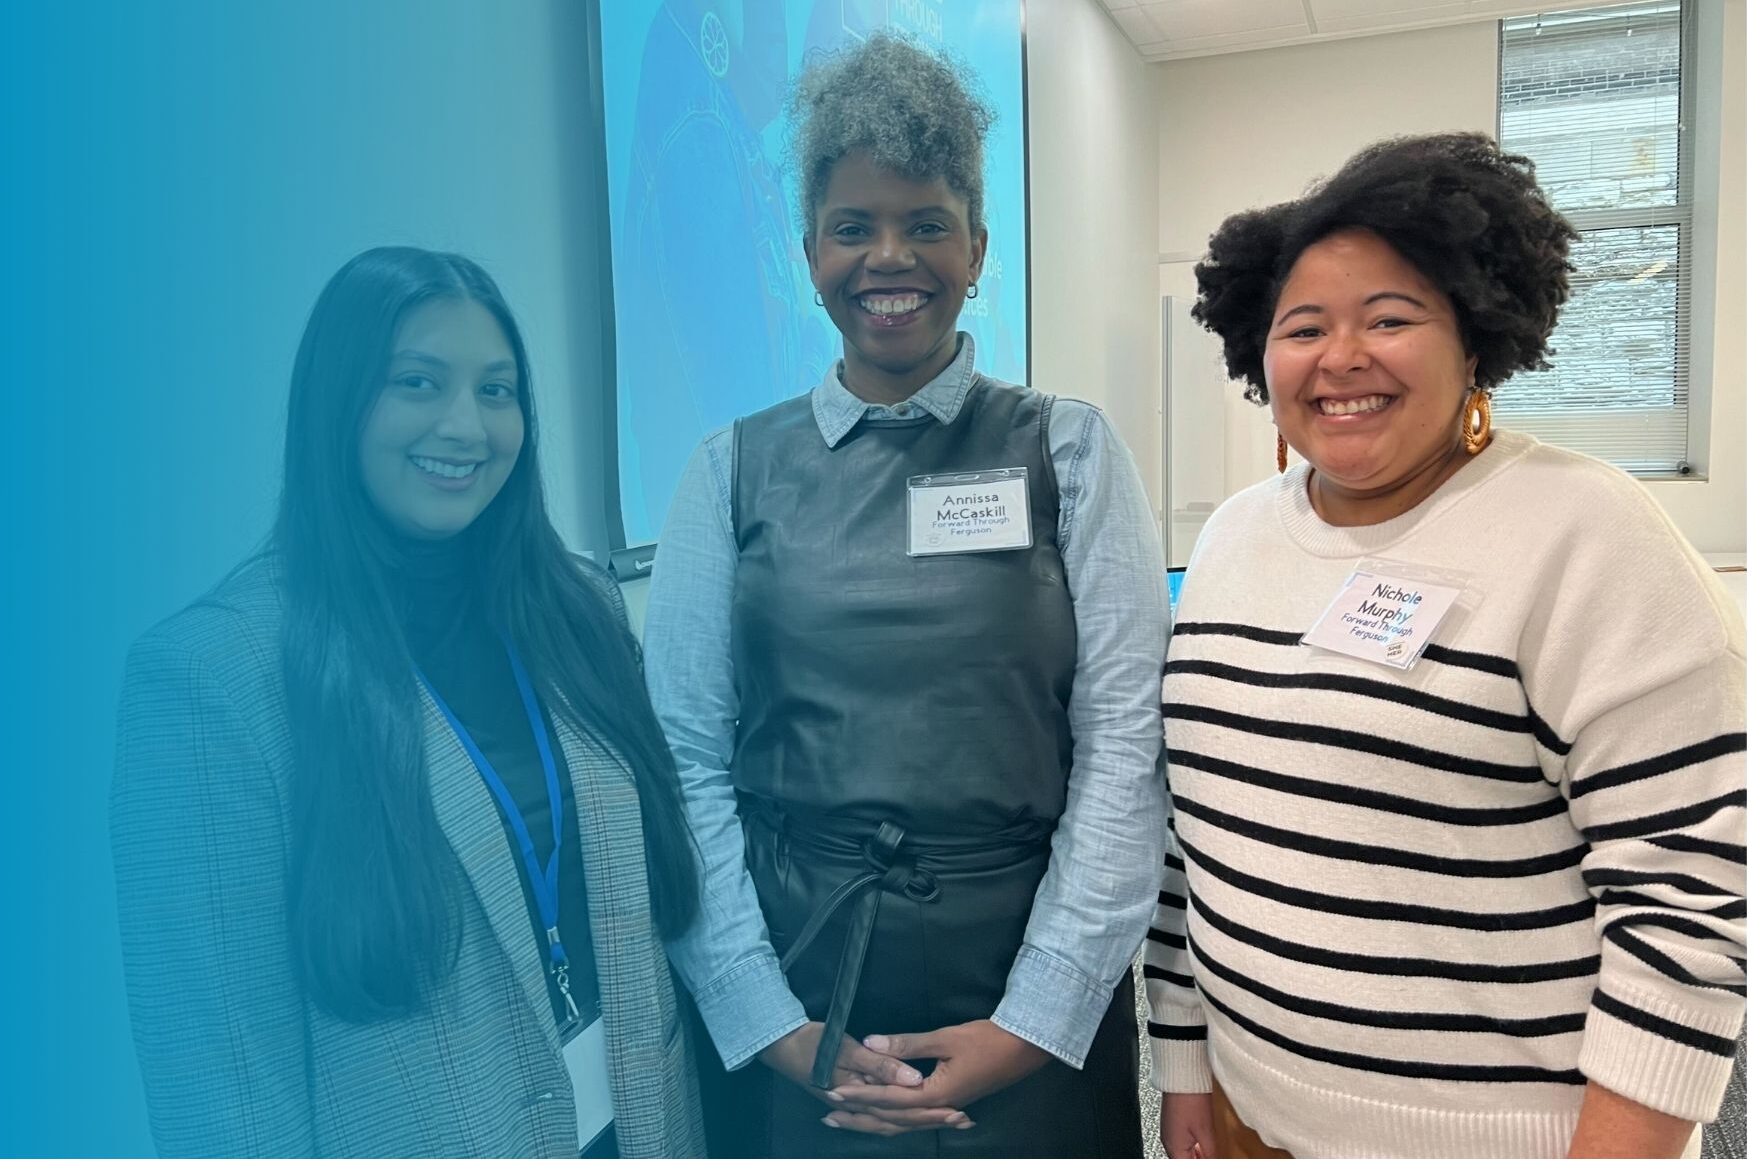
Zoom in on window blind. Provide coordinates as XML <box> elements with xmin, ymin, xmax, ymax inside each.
<box><xmin>1497</xmin><ymin>2</ymin><xmax>1693</xmax><ymax>476</ymax></box>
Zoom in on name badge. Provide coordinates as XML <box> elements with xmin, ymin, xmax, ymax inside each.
<box><xmin>907</xmin><ymin>468</ymin><xmax>1033</xmax><ymax>556</ymax></box>
<box><xmin>562</xmin><ymin>1014</ymin><xmax>614</xmax><ymax>1153</ymax></box>
<box><xmin>1302</xmin><ymin>567</ymin><xmax>1463</xmax><ymax>669</ymax></box>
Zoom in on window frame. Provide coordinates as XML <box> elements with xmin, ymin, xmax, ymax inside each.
<box><xmin>1494</xmin><ymin>0</ymin><xmax>1702</xmax><ymax>480</ymax></box>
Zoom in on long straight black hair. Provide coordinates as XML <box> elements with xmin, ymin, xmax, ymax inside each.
<box><xmin>276</xmin><ymin>246</ymin><xmax>697</xmax><ymax>1021</ymax></box>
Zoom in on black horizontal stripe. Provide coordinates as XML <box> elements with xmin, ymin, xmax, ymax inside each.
<box><xmin>1584</xmin><ymin>867</ymin><xmax>1742</xmax><ymax>900</ymax></box>
<box><xmin>1166</xmin><ymin>658</ymin><xmax>1533</xmax><ymax>735</ymax></box>
<box><xmin>1172</xmin><ymin>623</ymin><xmax>1527</xmax><ymax>685</ymax></box>
<box><xmin>1167</xmin><ymin>747</ymin><xmax>1567</xmax><ymax>828</ymax></box>
<box><xmin>1146</xmin><ymin>1020</ymin><xmax>1207</xmax><ymax>1041</ymax></box>
<box><xmin>1192</xmin><ymin>889</ymin><xmax>1601</xmax><ymax>983</ymax></box>
<box><xmin>1164</xmin><ymin>703</ymin><xmax>1543</xmax><ymax>784</ymax></box>
<box><xmin>1420</xmin><ymin>643</ymin><xmax>1519</xmax><ymax>679</ymax></box>
<box><xmin>1603</xmin><ymin>925</ymin><xmax>1747</xmax><ymax>997</ymax></box>
<box><xmin>1147</xmin><ymin>928</ymin><xmax>1186</xmax><ymax>950</ymax></box>
<box><xmin>1613</xmin><ymin>911</ymin><xmax>1747</xmax><ymax>957</ymax></box>
<box><xmin>1571</xmin><ymin>733</ymin><xmax>1747</xmax><ymax>801</ymax></box>
<box><xmin>1172</xmin><ymin>622</ymin><xmax>1301</xmax><ymax>647</ymax></box>
<box><xmin>1591</xmin><ymin>989</ymin><xmax>1737</xmax><ymax>1057</ymax></box>
<box><xmin>1645</xmin><ymin>833</ymin><xmax>1747</xmax><ymax>864</ymax></box>
<box><xmin>1526</xmin><ymin>704</ymin><xmax>1573</xmax><ymax>756</ymax></box>
<box><xmin>1582</xmin><ymin>790</ymin><xmax>1746</xmax><ymax>843</ymax></box>
<box><xmin>1191</xmin><ymin>932</ymin><xmax>1587</xmax><ymax>1037</ymax></box>
<box><xmin>1157</xmin><ymin>890</ymin><xmax>1187</xmax><ymax>909</ymax></box>
<box><xmin>1174</xmin><ymin>791</ymin><xmax>1585</xmax><ymax>879</ymax></box>
<box><xmin>1200</xmin><ymin>987</ymin><xmax>1584</xmax><ymax>1084</ymax></box>
<box><xmin>1595</xmin><ymin>890</ymin><xmax>1746</xmax><ymax>921</ymax></box>
<box><xmin>1141</xmin><ymin>964</ymin><xmax>1196</xmax><ymax>989</ymax></box>
<box><xmin>1179</xmin><ymin>834</ymin><xmax>1596</xmax><ymax>931</ymax></box>
<box><xmin>1165</xmin><ymin>852</ymin><xmax>1186</xmax><ymax>873</ymax></box>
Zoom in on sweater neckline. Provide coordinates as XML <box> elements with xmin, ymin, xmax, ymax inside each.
<box><xmin>1274</xmin><ymin>429</ymin><xmax>1536</xmax><ymax>558</ymax></box>
<box><xmin>385</xmin><ymin>532</ymin><xmax>484</xmax><ymax>650</ymax></box>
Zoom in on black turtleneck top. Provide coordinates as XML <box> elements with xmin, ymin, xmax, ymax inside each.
<box><xmin>392</xmin><ymin>537</ymin><xmax>602</xmax><ymax>1033</ymax></box>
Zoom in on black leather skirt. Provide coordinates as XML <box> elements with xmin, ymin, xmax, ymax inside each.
<box><xmin>697</xmin><ymin>800</ymin><xmax>1142</xmax><ymax>1159</ymax></box>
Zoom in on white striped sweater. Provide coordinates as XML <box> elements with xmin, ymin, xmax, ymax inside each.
<box><xmin>1145</xmin><ymin>431</ymin><xmax>1746</xmax><ymax>1159</ymax></box>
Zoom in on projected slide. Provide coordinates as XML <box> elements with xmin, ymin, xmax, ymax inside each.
<box><xmin>601</xmin><ymin>0</ymin><xmax>1029</xmax><ymax>546</ymax></box>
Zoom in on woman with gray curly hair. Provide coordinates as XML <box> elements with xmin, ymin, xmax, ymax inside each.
<box><xmin>643</xmin><ymin>30</ymin><xmax>1167</xmax><ymax>1158</ymax></box>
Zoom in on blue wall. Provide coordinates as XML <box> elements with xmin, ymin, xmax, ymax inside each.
<box><xmin>4</xmin><ymin>3</ymin><xmax>609</xmax><ymax>1150</ymax></box>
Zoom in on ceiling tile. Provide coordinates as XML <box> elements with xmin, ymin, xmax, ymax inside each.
<box><xmin>1157</xmin><ymin>25</ymin><xmax>1319</xmax><ymax>54</ymax></box>
<box><xmin>1111</xmin><ymin>5</ymin><xmax>1166</xmax><ymax>43</ymax></box>
<box><xmin>1315</xmin><ymin>3</ymin><xmax>1471</xmax><ymax>34</ymax></box>
<box><xmin>1146</xmin><ymin>0</ymin><xmax>1310</xmax><ymax>42</ymax></box>
<box><xmin>1310</xmin><ymin>0</ymin><xmax>1466</xmax><ymax>22</ymax></box>
<box><xmin>1102</xmin><ymin>0</ymin><xmax>1612</xmax><ymax>61</ymax></box>
<box><xmin>1466</xmin><ymin>0</ymin><xmax>1600</xmax><ymax>14</ymax></box>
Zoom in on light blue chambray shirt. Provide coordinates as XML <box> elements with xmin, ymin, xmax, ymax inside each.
<box><xmin>643</xmin><ymin>335</ymin><xmax>1169</xmax><ymax>1072</ymax></box>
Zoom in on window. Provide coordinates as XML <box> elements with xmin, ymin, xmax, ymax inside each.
<box><xmin>1497</xmin><ymin>2</ymin><xmax>1695</xmax><ymax>476</ymax></box>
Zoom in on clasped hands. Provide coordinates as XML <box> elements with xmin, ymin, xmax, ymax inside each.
<box><xmin>758</xmin><ymin>1018</ymin><xmax>1049</xmax><ymax>1136</ymax></box>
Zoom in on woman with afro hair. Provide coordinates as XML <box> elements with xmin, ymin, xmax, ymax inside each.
<box><xmin>1144</xmin><ymin>133</ymin><xmax>1744</xmax><ymax>1159</ymax></box>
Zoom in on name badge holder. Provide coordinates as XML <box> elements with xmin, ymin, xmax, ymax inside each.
<box><xmin>1300</xmin><ymin>557</ymin><xmax>1480</xmax><ymax>671</ymax></box>
<box><xmin>906</xmin><ymin>467</ymin><xmax>1033</xmax><ymax>557</ymax></box>
<box><xmin>563</xmin><ymin>1014</ymin><xmax>614</xmax><ymax>1155</ymax></box>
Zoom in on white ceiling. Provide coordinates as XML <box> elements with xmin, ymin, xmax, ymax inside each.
<box><xmin>1099</xmin><ymin>0</ymin><xmax>1614</xmax><ymax>61</ymax></box>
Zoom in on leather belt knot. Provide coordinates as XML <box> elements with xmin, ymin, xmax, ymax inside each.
<box><xmin>777</xmin><ymin>820</ymin><xmax>936</xmax><ymax>1088</ymax></box>
<box><xmin>738</xmin><ymin>796</ymin><xmax>1054</xmax><ymax>1091</ymax></box>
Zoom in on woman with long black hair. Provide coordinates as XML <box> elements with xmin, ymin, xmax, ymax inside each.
<box><xmin>112</xmin><ymin>247</ymin><xmax>703</xmax><ymax>1158</ymax></box>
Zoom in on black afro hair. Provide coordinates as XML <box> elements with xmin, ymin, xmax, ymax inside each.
<box><xmin>1192</xmin><ymin>132</ymin><xmax>1577</xmax><ymax>404</ymax></box>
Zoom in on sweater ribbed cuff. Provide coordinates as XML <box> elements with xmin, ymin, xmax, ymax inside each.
<box><xmin>1578</xmin><ymin>988</ymin><xmax>1742</xmax><ymax>1123</ymax></box>
<box><xmin>1149</xmin><ymin>1034</ymin><xmax>1212</xmax><ymax>1094</ymax></box>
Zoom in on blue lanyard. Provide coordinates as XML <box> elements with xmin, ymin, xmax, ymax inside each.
<box><xmin>419</xmin><ymin>640</ymin><xmax>581</xmax><ymax>1026</ymax></box>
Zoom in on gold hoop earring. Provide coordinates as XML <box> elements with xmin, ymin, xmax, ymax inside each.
<box><xmin>1462</xmin><ymin>390</ymin><xmax>1492</xmax><ymax>456</ymax></box>
<box><xmin>1276</xmin><ymin>432</ymin><xmax>1288</xmax><ymax>474</ymax></box>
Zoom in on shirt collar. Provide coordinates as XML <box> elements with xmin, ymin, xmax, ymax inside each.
<box><xmin>809</xmin><ymin>333</ymin><xmax>980</xmax><ymax>448</ymax></box>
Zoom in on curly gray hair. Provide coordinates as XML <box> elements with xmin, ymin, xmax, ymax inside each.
<box><xmin>789</xmin><ymin>32</ymin><xmax>995</xmax><ymax>237</ymax></box>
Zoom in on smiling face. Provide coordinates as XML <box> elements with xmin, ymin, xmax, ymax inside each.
<box><xmin>1264</xmin><ymin>229</ymin><xmax>1480</xmax><ymax>524</ymax></box>
<box><xmin>358</xmin><ymin>297</ymin><xmax>525</xmax><ymax>540</ymax></box>
<box><xmin>806</xmin><ymin>149</ymin><xmax>987</xmax><ymax>403</ymax></box>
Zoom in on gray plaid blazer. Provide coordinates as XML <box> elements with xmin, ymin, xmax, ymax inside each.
<box><xmin>111</xmin><ymin>556</ymin><xmax>706</xmax><ymax>1158</ymax></box>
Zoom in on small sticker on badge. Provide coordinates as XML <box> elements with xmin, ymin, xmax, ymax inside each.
<box><xmin>1301</xmin><ymin>568</ymin><xmax>1464</xmax><ymax>670</ymax></box>
<box><xmin>907</xmin><ymin>468</ymin><xmax>1033</xmax><ymax>556</ymax></box>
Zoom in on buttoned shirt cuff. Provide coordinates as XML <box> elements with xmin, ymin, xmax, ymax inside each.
<box><xmin>691</xmin><ymin>952</ymin><xmax>809</xmax><ymax>1071</ymax></box>
<box><xmin>991</xmin><ymin>945</ymin><xmax>1115</xmax><ymax>1069</ymax></box>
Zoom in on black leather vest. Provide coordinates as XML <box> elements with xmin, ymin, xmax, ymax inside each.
<box><xmin>705</xmin><ymin>375</ymin><xmax>1143</xmax><ymax>1159</ymax></box>
<box><xmin>729</xmin><ymin>376</ymin><xmax>1077</xmax><ymax>832</ymax></box>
